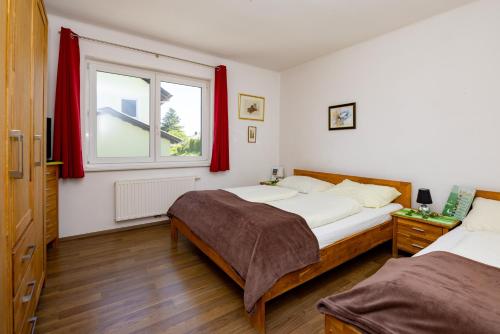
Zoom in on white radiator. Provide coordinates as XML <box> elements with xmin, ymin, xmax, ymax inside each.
<box><xmin>115</xmin><ymin>176</ymin><xmax>196</xmax><ymax>221</ymax></box>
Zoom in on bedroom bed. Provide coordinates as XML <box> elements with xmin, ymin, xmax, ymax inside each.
<box><xmin>319</xmin><ymin>189</ymin><xmax>500</xmax><ymax>334</ymax></box>
<box><xmin>169</xmin><ymin>169</ymin><xmax>411</xmax><ymax>333</ymax></box>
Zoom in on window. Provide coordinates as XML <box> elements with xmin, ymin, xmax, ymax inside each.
<box><xmin>87</xmin><ymin>61</ymin><xmax>210</xmax><ymax>169</ymax></box>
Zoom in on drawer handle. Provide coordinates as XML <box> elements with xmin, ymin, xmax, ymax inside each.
<box><xmin>27</xmin><ymin>316</ymin><xmax>37</xmax><ymax>334</ymax></box>
<box><xmin>411</xmin><ymin>227</ymin><xmax>425</xmax><ymax>233</ymax></box>
<box><xmin>22</xmin><ymin>244</ymin><xmax>36</xmax><ymax>262</ymax></box>
<box><xmin>22</xmin><ymin>280</ymin><xmax>36</xmax><ymax>303</ymax></box>
<box><xmin>411</xmin><ymin>243</ymin><xmax>425</xmax><ymax>250</ymax></box>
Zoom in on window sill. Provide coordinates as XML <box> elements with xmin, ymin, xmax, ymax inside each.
<box><xmin>85</xmin><ymin>160</ymin><xmax>211</xmax><ymax>172</ymax></box>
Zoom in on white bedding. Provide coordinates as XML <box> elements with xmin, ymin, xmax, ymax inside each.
<box><xmin>268</xmin><ymin>192</ymin><xmax>362</xmax><ymax>229</ymax></box>
<box><xmin>416</xmin><ymin>226</ymin><xmax>500</xmax><ymax>269</ymax></box>
<box><xmin>225</xmin><ymin>184</ymin><xmax>402</xmax><ymax>248</ymax></box>
<box><xmin>312</xmin><ymin>203</ymin><xmax>402</xmax><ymax>248</ymax></box>
<box><xmin>224</xmin><ymin>185</ymin><xmax>298</xmax><ymax>203</ymax></box>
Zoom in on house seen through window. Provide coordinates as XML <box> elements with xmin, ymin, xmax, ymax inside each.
<box><xmin>88</xmin><ymin>61</ymin><xmax>209</xmax><ymax>167</ymax></box>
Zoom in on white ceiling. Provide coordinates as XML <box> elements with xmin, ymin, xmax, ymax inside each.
<box><xmin>45</xmin><ymin>0</ymin><xmax>474</xmax><ymax>71</ymax></box>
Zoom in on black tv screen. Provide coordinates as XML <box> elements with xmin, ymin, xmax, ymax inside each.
<box><xmin>46</xmin><ymin>117</ymin><xmax>52</xmax><ymax>161</ymax></box>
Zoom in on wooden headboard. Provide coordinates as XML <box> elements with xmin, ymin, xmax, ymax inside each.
<box><xmin>475</xmin><ymin>189</ymin><xmax>500</xmax><ymax>201</ymax></box>
<box><xmin>294</xmin><ymin>169</ymin><xmax>412</xmax><ymax>208</ymax></box>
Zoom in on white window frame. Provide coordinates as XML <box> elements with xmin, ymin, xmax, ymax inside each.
<box><xmin>86</xmin><ymin>60</ymin><xmax>211</xmax><ymax>170</ymax></box>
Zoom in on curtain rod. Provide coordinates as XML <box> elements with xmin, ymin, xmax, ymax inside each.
<box><xmin>58</xmin><ymin>30</ymin><xmax>216</xmax><ymax>69</ymax></box>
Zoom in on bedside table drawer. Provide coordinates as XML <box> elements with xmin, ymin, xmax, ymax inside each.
<box><xmin>397</xmin><ymin>233</ymin><xmax>432</xmax><ymax>254</ymax></box>
<box><xmin>397</xmin><ymin>218</ymin><xmax>443</xmax><ymax>241</ymax></box>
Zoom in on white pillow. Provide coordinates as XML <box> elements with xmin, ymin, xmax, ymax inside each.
<box><xmin>330</xmin><ymin>179</ymin><xmax>401</xmax><ymax>208</ymax></box>
<box><xmin>463</xmin><ymin>197</ymin><xmax>500</xmax><ymax>233</ymax></box>
<box><xmin>276</xmin><ymin>176</ymin><xmax>333</xmax><ymax>194</ymax></box>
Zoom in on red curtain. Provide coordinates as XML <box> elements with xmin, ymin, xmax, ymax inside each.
<box><xmin>210</xmin><ymin>65</ymin><xmax>229</xmax><ymax>172</ymax></box>
<box><xmin>53</xmin><ymin>27</ymin><xmax>84</xmax><ymax>178</ymax></box>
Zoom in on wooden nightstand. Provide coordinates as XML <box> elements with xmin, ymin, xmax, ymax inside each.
<box><xmin>392</xmin><ymin>209</ymin><xmax>460</xmax><ymax>256</ymax></box>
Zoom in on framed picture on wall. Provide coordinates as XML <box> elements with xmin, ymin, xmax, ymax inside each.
<box><xmin>239</xmin><ymin>93</ymin><xmax>265</xmax><ymax>121</ymax></box>
<box><xmin>329</xmin><ymin>102</ymin><xmax>356</xmax><ymax>130</ymax></box>
<box><xmin>248</xmin><ymin>126</ymin><xmax>257</xmax><ymax>143</ymax></box>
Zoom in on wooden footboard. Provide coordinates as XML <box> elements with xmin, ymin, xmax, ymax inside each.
<box><xmin>170</xmin><ymin>216</ymin><xmax>393</xmax><ymax>334</ymax></box>
<box><xmin>325</xmin><ymin>315</ymin><xmax>362</xmax><ymax>334</ymax></box>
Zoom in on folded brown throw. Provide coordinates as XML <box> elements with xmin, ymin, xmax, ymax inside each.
<box><xmin>317</xmin><ymin>251</ymin><xmax>500</xmax><ymax>334</ymax></box>
<box><xmin>168</xmin><ymin>190</ymin><xmax>320</xmax><ymax>312</ymax></box>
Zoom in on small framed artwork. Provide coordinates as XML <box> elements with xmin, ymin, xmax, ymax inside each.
<box><xmin>239</xmin><ymin>93</ymin><xmax>265</xmax><ymax>121</ymax></box>
<box><xmin>248</xmin><ymin>126</ymin><xmax>257</xmax><ymax>143</ymax></box>
<box><xmin>329</xmin><ymin>102</ymin><xmax>356</xmax><ymax>130</ymax></box>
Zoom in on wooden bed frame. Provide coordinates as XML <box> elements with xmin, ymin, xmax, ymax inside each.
<box><xmin>170</xmin><ymin>169</ymin><xmax>412</xmax><ymax>334</ymax></box>
<box><xmin>324</xmin><ymin>188</ymin><xmax>500</xmax><ymax>334</ymax></box>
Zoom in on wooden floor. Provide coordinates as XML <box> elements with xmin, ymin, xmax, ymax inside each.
<box><xmin>36</xmin><ymin>223</ymin><xmax>391</xmax><ymax>334</ymax></box>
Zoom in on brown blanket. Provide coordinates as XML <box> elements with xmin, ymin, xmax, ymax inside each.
<box><xmin>168</xmin><ymin>190</ymin><xmax>320</xmax><ymax>312</ymax></box>
<box><xmin>317</xmin><ymin>251</ymin><xmax>500</xmax><ymax>334</ymax></box>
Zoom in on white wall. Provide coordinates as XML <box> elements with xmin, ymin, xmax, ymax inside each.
<box><xmin>47</xmin><ymin>15</ymin><xmax>281</xmax><ymax>237</ymax></box>
<box><xmin>280</xmin><ymin>0</ymin><xmax>500</xmax><ymax>211</ymax></box>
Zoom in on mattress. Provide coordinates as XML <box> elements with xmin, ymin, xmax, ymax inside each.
<box><xmin>312</xmin><ymin>203</ymin><xmax>403</xmax><ymax>249</ymax></box>
<box><xmin>224</xmin><ymin>185</ymin><xmax>298</xmax><ymax>202</ymax></box>
<box><xmin>416</xmin><ymin>226</ymin><xmax>500</xmax><ymax>269</ymax></box>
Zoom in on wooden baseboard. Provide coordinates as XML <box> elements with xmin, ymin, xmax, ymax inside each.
<box><xmin>59</xmin><ymin>220</ymin><xmax>168</xmax><ymax>241</ymax></box>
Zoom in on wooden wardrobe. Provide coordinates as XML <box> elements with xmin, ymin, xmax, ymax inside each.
<box><xmin>1</xmin><ymin>0</ymin><xmax>48</xmax><ymax>333</ymax></box>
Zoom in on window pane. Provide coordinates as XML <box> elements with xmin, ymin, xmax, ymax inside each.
<box><xmin>159</xmin><ymin>81</ymin><xmax>202</xmax><ymax>157</ymax></box>
<box><xmin>96</xmin><ymin>71</ymin><xmax>150</xmax><ymax>158</ymax></box>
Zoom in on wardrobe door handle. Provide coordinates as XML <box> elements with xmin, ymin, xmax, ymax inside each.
<box><xmin>411</xmin><ymin>243</ymin><xmax>425</xmax><ymax>250</ymax></box>
<box><xmin>9</xmin><ymin>130</ymin><xmax>24</xmax><ymax>178</ymax></box>
<box><xmin>21</xmin><ymin>244</ymin><xmax>36</xmax><ymax>262</ymax></box>
<box><xmin>34</xmin><ymin>134</ymin><xmax>42</xmax><ymax>166</ymax></box>
<box><xmin>22</xmin><ymin>280</ymin><xmax>36</xmax><ymax>303</ymax></box>
<box><xmin>27</xmin><ymin>316</ymin><xmax>37</xmax><ymax>334</ymax></box>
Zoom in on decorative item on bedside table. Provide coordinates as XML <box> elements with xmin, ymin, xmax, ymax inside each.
<box><xmin>260</xmin><ymin>180</ymin><xmax>279</xmax><ymax>186</ymax></box>
<box><xmin>417</xmin><ymin>188</ymin><xmax>433</xmax><ymax>218</ymax></box>
<box><xmin>392</xmin><ymin>208</ymin><xmax>460</xmax><ymax>257</ymax></box>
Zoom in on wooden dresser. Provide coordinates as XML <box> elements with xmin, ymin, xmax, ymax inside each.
<box><xmin>0</xmin><ymin>0</ymin><xmax>48</xmax><ymax>333</ymax></box>
<box><xmin>45</xmin><ymin>163</ymin><xmax>61</xmax><ymax>246</ymax></box>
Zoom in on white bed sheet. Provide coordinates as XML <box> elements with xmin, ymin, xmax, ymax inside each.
<box><xmin>312</xmin><ymin>203</ymin><xmax>403</xmax><ymax>249</ymax></box>
<box><xmin>268</xmin><ymin>192</ymin><xmax>362</xmax><ymax>229</ymax></box>
<box><xmin>416</xmin><ymin>226</ymin><xmax>500</xmax><ymax>269</ymax></box>
<box><xmin>224</xmin><ymin>185</ymin><xmax>298</xmax><ymax>203</ymax></box>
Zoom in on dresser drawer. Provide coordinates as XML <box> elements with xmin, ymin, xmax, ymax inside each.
<box><xmin>397</xmin><ymin>218</ymin><xmax>443</xmax><ymax>241</ymax></box>
<box><xmin>45</xmin><ymin>166</ymin><xmax>58</xmax><ymax>178</ymax></box>
<box><xmin>12</xmin><ymin>222</ymin><xmax>37</xmax><ymax>294</ymax></box>
<box><xmin>13</xmin><ymin>260</ymin><xmax>40</xmax><ymax>334</ymax></box>
<box><xmin>397</xmin><ymin>232</ymin><xmax>433</xmax><ymax>254</ymax></box>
